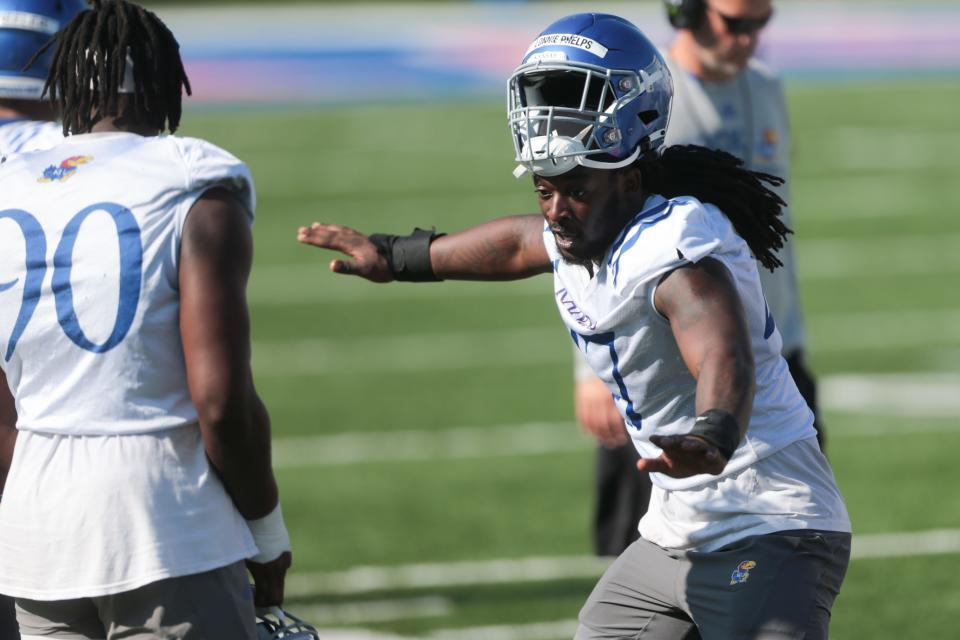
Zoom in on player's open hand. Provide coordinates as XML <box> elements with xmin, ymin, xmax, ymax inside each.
<box><xmin>297</xmin><ymin>223</ymin><xmax>393</xmax><ymax>282</ymax></box>
<box><xmin>637</xmin><ymin>435</ymin><xmax>727</xmax><ymax>478</ymax></box>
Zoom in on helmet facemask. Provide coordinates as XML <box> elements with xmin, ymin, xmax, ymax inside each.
<box><xmin>508</xmin><ymin>61</ymin><xmax>666</xmax><ymax>178</ymax></box>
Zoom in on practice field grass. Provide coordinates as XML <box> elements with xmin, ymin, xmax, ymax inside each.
<box><xmin>178</xmin><ymin>80</ymin><xmax>960</xmax><ymax>639</ymax></box>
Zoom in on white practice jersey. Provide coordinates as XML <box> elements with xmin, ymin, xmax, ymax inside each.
<box><xmin>663</xmin><ymin>55</ymin><xmax>806</xmax><ymax>353</ymax></box>
<box><xmin>0</xmin><ymin>132</ymin><xmax>254</xmax><ymax>435</ymax></box>
<box><xmin>0</xmin><ymin>118</ymin><xmax>63</xmax><ymax>158</ymax></box>
<box><xmin>546</xmin><ymin>195</ymin><xmax>815</xmax><ymax>493</ymax></box>
<box><xmin>0</xmin><ymin>132</ymin><xmax>258</xmax><ymax>599</ymax></box>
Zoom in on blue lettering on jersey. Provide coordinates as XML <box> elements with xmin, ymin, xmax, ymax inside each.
<box><xmin>0</xmin><ymin>209</ymin><xmax>47</xmax><ymax>361</ymax></box>
<box><xmin>0</xmin><ymin>202</ymin><xmax>142</xmax><ymax>360</ymax></box>
<box><xmin>573</xmin><ymin>330</ymin><xmax>642</xmax><ymax>429</ymax></box>
<box><xmin>53</xmin><ymin>203</ymin><xmax>143</xmax><ymax>353</ymax></box>
<box><xmin>556</xmin><ymin>287</ymin><xmax>596</xmax><ymax>330</ymax></box>
<box><xmin>763</xmin><ymin>302</ymin><xmax>775</xmax><ymax>339</ymax></box>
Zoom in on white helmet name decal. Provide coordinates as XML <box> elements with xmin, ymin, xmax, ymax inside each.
<box><xmin>526</xmin><ymin>34</ymin><xmax>609</xmax><ymax>59</ymax></box>
<box><xmin>0</xmin><ymin>11</ymin><xmax>60</xmax><ymax>34</ymax></box>
<box><xmin>527</xmin><ymin>51</ymin><xmax>568</xmax><ymax>64</ymax></box>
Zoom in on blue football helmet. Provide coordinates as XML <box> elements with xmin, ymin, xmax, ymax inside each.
<box><xmin>0</xmin><ymin>0</ymin><xmax>87</xmax><ymax>100</ymax></box>
<box><xmin>508</xmin><ymin>13</ymin><xmax>673</xmax><ymax>178</ymax></box>
<box><xmin>256</xmin><ymin>607</ymin><xmax>321</xmax><ymax>640</ymax></box>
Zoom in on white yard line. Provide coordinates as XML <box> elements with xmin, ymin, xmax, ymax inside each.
<box><xmin>312</xmin><ymin>632</ymin><xmax>407</xmax><ymax>640</ymax></box>
<box><xmin>294</xmin><ymin>596</ymin><xmax>452</xmax><ymax>626</ymax></box>
<box><xmin>852</xmin><ymin>529</ymin><xmax>960</xmax><ymax>559</ymax></box>
<box><xmin>425</xmin><ymin>620</ymin><xmax>581</xmax><ymax>640</ymax></box>
<box><xmin>314</xmin><ymin>621</ymin><xmax>581</xmax><ymax>640</ymax></box>
<box><xmin>248</xmin><ymin>233</ymin><xmax>960</xmax><ymax>306</ymax></box>
<box><xmin>252</xmin><ymin>309</ymin><xmax>960</xmax><ymax>377</ymax></box>
<box><xmin>821</xmin><ymin>373</ymin><xmax>960</xmax><ymax>417</ymax></box>
<box><xmin>293</xmin><ymin>528</ymin><xmax>960</xmax><ymax>638</ymax></box>
<box><xmin>795</xmin><ymin>176</ymin><xmax>958</xmax><ymax>221</ymax></box>
<box><xmin>796</xmin><ymin>233</ymin><xmax>960</xmax><ymax>279</ymax></box>
<box><xmin>827</xmin><ymin>127</ymin><xmax>960</xmax><ymax>172</ymax></box>
<box><xmin>252</xmin><ymin>326</ymin><xmax>567</xmax><ymax>376</ymax></box>
<box><xmin>272</xmin><ymin>373</ymin><xmax>960</xmax><ymax>469</ymax></box>
<box><xmin>809</xmin><ymin>309</ymin><xmax>960</xmax><ymax>351</ymax></box>
<box><xmin>272</xmin><ymin>422</ymin><xmax>587</xmax><ymax>468</ymax></box>
<box><xmin>285</xmin><ymin>556</ymin><xmax>611</xmax><ymax>597</ymax></box>
<box><xmin>247</xmin><ymin>269</ymin><xmax>549</xmax><ymax>305</ymax></box>
<box><xmin>287</xmin><ymin>528</ymin><xmax>960</xmax><ymax>600</ymax></box>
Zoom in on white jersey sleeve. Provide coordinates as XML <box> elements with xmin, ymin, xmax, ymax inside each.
<box><xmin>170</xmin><ymin>136</ymin><xmax>256</xmax><ymax>247</ymax></box>
<box><xmin>606</xmin><ymin>197</ymin><xmax>733</xmax><ymax>298</ymax></box>
<box><xmin>0</xmin><ymin>119</ymin><xmax>64</xmax><ymax>157</ymax></box>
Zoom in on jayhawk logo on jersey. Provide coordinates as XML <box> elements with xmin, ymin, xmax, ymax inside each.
<box><xmin>755</xmin><ymin>128</ymin><xmax>778</xmax><ymax>163</ymax></box>
<box><xmin>38</xmin><ymin>155</ymin><xmax>93</xmax><ymax>183</ymax></box>
<box><xmin>730</xmin><ymin>560</ymin><xmax>757</xmax><ymax>585</ymax></box>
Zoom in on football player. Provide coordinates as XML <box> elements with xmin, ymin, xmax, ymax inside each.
<box><xmin>299</xmin><ymin>13</ymin><xmax>851</xmax><ymax>639</ymax></box>
<box><xmin>0</xmin><ymin>2</ymin><xmax>291</xmax><ymax>638</ymax></box>
<box><xmin>0</xmin><ymin>0</ymin><xmax>86</xmax><ymax>158</ymax></box>
<box><xmin>578</xmin><ymin>0</ymin><xmax>826</xmax><ymax>559</ymax></box>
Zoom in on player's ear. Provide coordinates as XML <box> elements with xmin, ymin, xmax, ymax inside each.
<box><xmin>619</xmin><ymin>165</ymin><xmax>643</xmax><ymax>194</ymax></box>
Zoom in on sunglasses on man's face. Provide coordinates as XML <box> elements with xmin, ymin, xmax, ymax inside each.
<box><xmin>709</xmin><ymin>6</ymin><xmax>774</xmax><ymax>35</ymax></box>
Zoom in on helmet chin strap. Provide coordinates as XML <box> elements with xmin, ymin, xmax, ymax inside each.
<box><xmin>513</xmin><ymin>138</ymin><xmax>640</xmax><ymax>178</ymax></box>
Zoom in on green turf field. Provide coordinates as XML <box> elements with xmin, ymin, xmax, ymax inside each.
<box><xmin>179</xmin><ymin>79</ymin><xmax>960</xmax><ymax>639</ymax></box>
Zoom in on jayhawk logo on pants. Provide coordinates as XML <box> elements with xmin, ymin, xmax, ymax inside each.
<box><xmin>730</xmin><ymin>560</ymin><xmax>757</xmax><ymax>585</ymax></box>
<box><xmin>38</xmin><ymin>155</ymin><xmax>93</xmax><ymax>183</ymax></box>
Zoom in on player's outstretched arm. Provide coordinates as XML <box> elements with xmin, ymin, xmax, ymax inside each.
<box><xmin>639</xmin><ymin>258</ymin><xmax>756</xmax><ymax>478</ymax></box>
<box><xmin>0</xmin><ymin>369</ymin><xmax>16</xmax><ymax>494</ymax></box>
<box><xmin>180</xmin><ymin>187</ymin><xmax>291</xmax><ymax>606</ymax></box>
<box><xmin>298</xmin><ymin>214</ymin><xmax>551</xmax><ymax>282</ymax></box>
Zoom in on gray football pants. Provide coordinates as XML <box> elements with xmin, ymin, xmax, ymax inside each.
<box><xmin>576</xmin><ymin>529</ymin><xmax>851</xmax><ymax>640</ymax></box>
<box><xmin>14</xmin><ymin>562</ymin><xmax>256</xmax><ymax>640</ymax></box>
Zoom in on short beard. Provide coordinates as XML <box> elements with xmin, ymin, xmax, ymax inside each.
<box><xmin>559</xmin><ymin>193</ymin><xmax>634</xmax><ymax>269</ymax></box>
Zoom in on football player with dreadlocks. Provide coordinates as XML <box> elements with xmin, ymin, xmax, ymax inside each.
<box><xmin>577</xmin><ymin>0</ymin><xmax>827</xmax><ymax>561</ymax></box>
<box><xmin>0</xmin><ymin>2</ymin><xmax>298</xmax><ymax>638</ymax></box>
<box><xmin>299</xmin><ymin>13</ymin><xmax>851</xmax><ymax>639</ymax></box>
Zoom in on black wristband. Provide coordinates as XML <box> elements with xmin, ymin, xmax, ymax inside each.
<box><xmin>368</xmin><ymin>228</ymin><xmax>445</xmax><ymax>282</ymax></box>
<box><xmin>689</xmin><ymin>409</ymin><xmax>742</xmax><ymax>460</ymax></box>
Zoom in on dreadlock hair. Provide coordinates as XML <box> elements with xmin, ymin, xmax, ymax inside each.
<box><xmin>27</xmin><ymin>0</ymin><xmax>191</xmax><ymax>135</ymax></box>
<box><xmin>637</xmin><ymin>144</ymin><xmax>791</xmax><ymax>271</ymax></box>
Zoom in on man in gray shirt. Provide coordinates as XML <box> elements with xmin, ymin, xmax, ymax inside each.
<box><xmin>577</xmin><ymin>0</ymin><xmax>825</xmax><ymax>557</ymax></box>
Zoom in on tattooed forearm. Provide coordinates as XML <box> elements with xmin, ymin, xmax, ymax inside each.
<box><xmin>655</xmin><ymin>258</ymin><xmax>755</xmax><ymax>426</ymax></box>
<box><xmin>431</xmin><ymin>215</ymin><xmax>550</xmax><ymax>280</ymax></box>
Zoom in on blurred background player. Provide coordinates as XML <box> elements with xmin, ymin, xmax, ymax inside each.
<box><xmin>0</xmin><ymin>0</ymin><xmax>85</xmax><ymax>157</ymax></box>
<box><xmin>576</xmin><ymin>0</ymin><xmax>826</xmax><ymax>557</ymax></box>
<box><xmin>0</xmin><ymin>1</ymin><xmax>291</xmax><ymax>637</ymax></box>
<box><xmin>0</xmin><ymin>1</ymin><xmax>85</xmax><ymax>636</ymax></box>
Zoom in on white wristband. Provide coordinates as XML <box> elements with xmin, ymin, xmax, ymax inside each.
<box><xmin>246</xmin><ymin>503</ymin><xmax>291</xmax><ymax>563</ymax></box>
